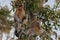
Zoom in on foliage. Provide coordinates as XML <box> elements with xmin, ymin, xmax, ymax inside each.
<box><xmin>0</xmin><ymin>6</ymin><xmax>11</xmax><ymax>18</ymax></box>
<box><xmin>11</xmin><ymin>0</ymin><xmax>60</xmax><ymax>32</ymax></box>
<box><xmin>0</xmin><ymin>5</ymin><xmax>12</xmax><ymax>32</ymax></box>
<box><xmin>10</xmin><ymin>1</ymin><xmax>60</xmax><ymax>40</ymax></box>
<box><xmin>0</xmin><ymin>0</ymin><xmax>60</xmax><ymax>40</ymax></box>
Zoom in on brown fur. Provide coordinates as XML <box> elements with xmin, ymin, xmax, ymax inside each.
<box><xmin>14</xmin><ymin>4</ymin><xmax>25</xmax><ymax>22</ymax></box>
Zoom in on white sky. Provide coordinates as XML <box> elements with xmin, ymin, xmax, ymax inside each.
<box><xmin>0</xmin><ymin>0</ymin><xmax>12</xmax><ymax>10</ymax></box>
<box><xmin>43</xmin><ymin>0</ymin><xmax>55</xmax><ymax>8</ymax></box>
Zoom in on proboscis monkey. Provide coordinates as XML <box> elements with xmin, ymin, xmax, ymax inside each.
<box><xmin>14</xmin><ymin>4</ymin><xmax>25</xmax><ymax>23</ymax></box>
<box><xmin>14</xmin><ymin>4</ymin><xmax>26</xmax><ymax>37</ymax></box>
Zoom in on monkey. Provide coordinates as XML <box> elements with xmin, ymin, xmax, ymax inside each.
<box><xmin>14</xmin><ymin>4</ymin><xmax>26</xmax><ymax>38</ymax></box>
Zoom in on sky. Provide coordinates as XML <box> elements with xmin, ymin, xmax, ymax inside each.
<box><xmin>0</xmin><ymin>0</ymin><xmax>12</xmax><ymax>10</ymax></box>
<box><xmin>43</xmin><ymin>0</ymin><xmax>55</xmax><ymax>8</ymax></box>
